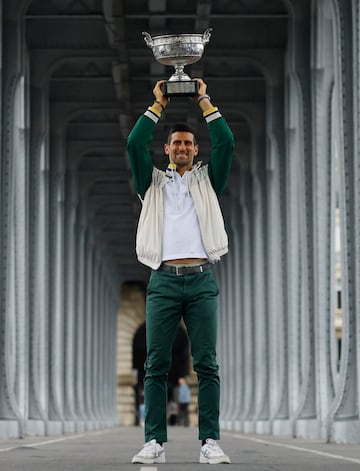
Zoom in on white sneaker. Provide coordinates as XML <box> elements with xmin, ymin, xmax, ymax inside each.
<box><xmin>199</xmin><ymin>438</ymin><xmax>231</xmax><ymax>464</ymax></box>
<box><xmin>131</xmin><ymin>439</ymin><xmax>165</xmax><ymax>464</ymax></box>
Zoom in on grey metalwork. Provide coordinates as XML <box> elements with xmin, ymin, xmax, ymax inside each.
<box><xmin>0</xmin><ymin>0</ymin><xmax>360</xmax><ymax>447</ymax></box>
<box><xmin>0</xmin><ymin>0</ymin><xmax>120</xmax><ymax>438</ymax></box>
<box><xmin>216</xmin><ymin>0</ymin><xmax>360</xmax><ymax>444</ymax></box>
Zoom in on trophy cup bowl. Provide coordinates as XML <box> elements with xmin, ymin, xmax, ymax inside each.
<box><xmin>142</xmin><ymin>28</ymin><xmax>212</xmax><ymax>96</ymax></box>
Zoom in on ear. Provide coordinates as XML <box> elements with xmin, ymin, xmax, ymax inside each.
<box><xmin>194</xmin><ymin>144</ymin><xmax>199</xmax><ymax>156</ymax></box>
<box><xmin>164</xmin><ymin>143</ymin><xmax>170</xmax><ymax>155</ymax></box>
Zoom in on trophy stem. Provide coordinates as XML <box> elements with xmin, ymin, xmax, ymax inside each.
<box><xmin>175</xmin><ymin>65</ymin><xmax>184</xmax><ymax>75</ymax></box>
<box><xmin>169</xmin><ymin>65</ymin><xmax>191</xmax><ymax>82</ymax></box>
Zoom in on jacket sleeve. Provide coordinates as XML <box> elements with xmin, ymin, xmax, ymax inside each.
<box><xmin>127</xmin><ymin>110</ymin><xmax>159</xmax><ymax>199</ymax></box>
<box><xmin>205</xmin><ymin>109</ymin><xmax>235</xmax><ymax>196</ymax></box>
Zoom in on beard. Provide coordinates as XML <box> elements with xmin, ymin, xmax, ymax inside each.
<box><xmin>173</xmin><ymin>153</ymin><xmax>193</xmax><ymax>167</ymax></box>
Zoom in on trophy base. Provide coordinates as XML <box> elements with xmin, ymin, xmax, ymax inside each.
<box><xmin>163</xmin><ymin>80</ymin><xmax>199</xmax><ymax>97</ymax></box>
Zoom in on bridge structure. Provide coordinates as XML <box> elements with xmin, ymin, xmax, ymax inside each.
<box><xmin>0</xmin><ymin>0</ymin><xmax>360</xmax><ymax>446</ymax></box>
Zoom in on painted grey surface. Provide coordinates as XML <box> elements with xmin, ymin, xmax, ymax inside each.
<box><xmin>1</xmin><ymin>426</ymin><xmax>360</xmax><ymax>470</ymax></box>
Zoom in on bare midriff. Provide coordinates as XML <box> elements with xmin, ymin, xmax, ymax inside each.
<box><xmin>163</xmin><ymin>258</ymin><xmax>207</xmax><ymax>265</ymax></box>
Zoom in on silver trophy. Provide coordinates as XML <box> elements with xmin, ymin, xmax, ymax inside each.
<box><xmin>142</xmin><ymin>29</ymin><xmax>212</xmax><ymax>97</ymax></box>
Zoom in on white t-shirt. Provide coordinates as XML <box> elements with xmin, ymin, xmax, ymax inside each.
<box><xmin>161</xmin><ymin>171</ymin><xmax>208</xmax><ymax>261</ymax></box>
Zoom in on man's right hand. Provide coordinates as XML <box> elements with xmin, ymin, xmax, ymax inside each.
<box><xmin>152</xmin><ymin>80</ymin><xmax>169</xmax><ymax>111</ymax></box>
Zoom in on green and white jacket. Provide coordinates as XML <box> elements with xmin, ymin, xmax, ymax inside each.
<box><xmin>127</xmin><ymin>106</ymin><xmax>234</xmax><ymax>270</ymax></box>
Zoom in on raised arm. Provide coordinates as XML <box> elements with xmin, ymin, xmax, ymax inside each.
<box><xmin>127</xmin><ymin>81</ymin><xmax>169</xmax><ymax>199</ymax></box>
<box><xmin>194</xmin><ymin>79</ymin><xmax>235</xmax><ymax>196</ymax></box>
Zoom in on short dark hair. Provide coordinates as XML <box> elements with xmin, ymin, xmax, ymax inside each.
<box><xmin>167</xmin><ymin>122</ymin><xmax>197</xmax><ymax>145</ymax></box>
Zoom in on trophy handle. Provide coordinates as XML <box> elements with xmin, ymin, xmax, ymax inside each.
<box><xmin>142</xmin><ymin>31</ymin><xmax>153</xmax><ymax>48</ymax></box>
<box><xmin>203</xmin><ymin>28</ymin><xmax>213</xmax><ymax>44</ymax></box>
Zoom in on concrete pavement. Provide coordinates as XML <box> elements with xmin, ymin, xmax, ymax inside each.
<box><xmin>1</xmin><ymin>425</ymin><xmax>360</xmax><ymax>470</ymax></box>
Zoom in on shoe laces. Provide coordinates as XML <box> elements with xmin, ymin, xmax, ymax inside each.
<box><xmin>205</xmin><ymin>438</ymin><xmax>218</xmax><ymax>447</ymax></box>
<box><xmin>144</xmin><ymin>439</ymin><xmax>156</xmax><ymax>448</ymax></box>
<box><xmin>203</xmin><ymin>438</ymin><xmax>223</xmax><ymax>454</ymax></box>
<box><xmin>143</xmin><ymin>439</ymin><xmax>162</xmax><ymax>451</ymax></box>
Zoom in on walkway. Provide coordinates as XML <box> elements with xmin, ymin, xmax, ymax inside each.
<box><xmin>1</xmin><ymin>426</ymin><xmax>360</xmax><ymax>470</ymax></box>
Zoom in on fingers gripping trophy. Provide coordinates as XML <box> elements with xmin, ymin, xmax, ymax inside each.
<box><xmin>142</xmin><ymin>28</ymin><xmax>212</xmax><ymax>97</ymax></box>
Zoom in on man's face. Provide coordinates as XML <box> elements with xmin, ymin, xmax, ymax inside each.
<box><xmin>164</xmin><ymin>131</ymin><xmax>199</xmax><ymax>171</ymax></box>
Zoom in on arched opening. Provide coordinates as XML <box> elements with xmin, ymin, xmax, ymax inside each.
<box><xmin>132</xmin><ymin>322</ymin><xmax>190</xmax><ymax>425</ymax></box>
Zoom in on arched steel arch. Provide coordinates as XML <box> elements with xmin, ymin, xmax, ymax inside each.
<box><xmin>217</xmin><ymin>0</ymin><xmax>360</xmax><ymax>444</ymax></box>
<box><xmin>0</xmin><ymin>0</ymin><xmax>120</xmax><ymax>438</ymax></box>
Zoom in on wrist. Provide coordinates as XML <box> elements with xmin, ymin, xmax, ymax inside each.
<box><xmin>197</xmin><ymin>93</ymin><xmax>210</xmax><ymax>104</ymax></box>
<box><xmin>197</xmin><ymin>94</ymin><xmax>213</xmax><ymax>112</ymax></box>
<box><xmin>154</xmin><ymin>99</ymin><xmax>167</xmax><ymax>112</ymax></box>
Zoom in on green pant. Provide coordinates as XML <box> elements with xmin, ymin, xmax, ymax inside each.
<box><xmin>144</xmin><ymin>268</ymin><xmax>220</xmax><ymax>443</ymax></box>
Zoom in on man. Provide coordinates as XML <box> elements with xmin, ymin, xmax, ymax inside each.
<box><xmin>128</xmin><ymin>78</ymin><xmax>234</xmax><ymax>465</ymax></box>
<box><xmin>177</xmin><ymin>377</ymin><xmax>191</xmax><ymax>427</ymax></box>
